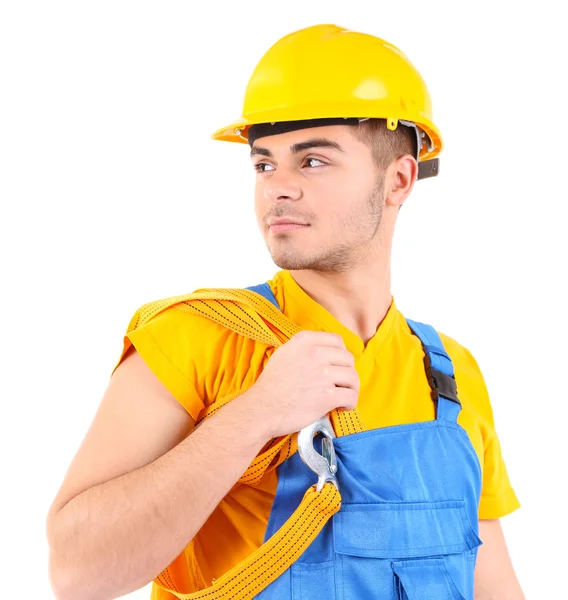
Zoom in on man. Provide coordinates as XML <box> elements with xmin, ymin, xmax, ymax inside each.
<box><xmin>46</xmin><ymin>24</ymin><xmax>525</xmax><ymax>600</ymax></box>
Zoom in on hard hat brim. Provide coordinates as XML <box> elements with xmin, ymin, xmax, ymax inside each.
<box><xmin>211</xmin><ymin>110</ymin><xmax>442</xmax><ymax>161</ymax></box>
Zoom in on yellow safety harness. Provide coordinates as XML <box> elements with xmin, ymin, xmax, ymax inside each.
<box><xmin>120</xmin><ymin>287</ymin><xmax>364</xmax><ymax>599</ymax></box>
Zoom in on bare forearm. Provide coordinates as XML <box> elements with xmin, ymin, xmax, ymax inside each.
<box><xmin>474</xmin><ymin>582</ymin><xmax>526</xmax><ymax>600</ymax></box>
<box><xmin>474</xmin><ymin>519</ymin><xmax>525</xmax><ymax>600</ymax></box>
<box><xmin>48</xmin><ymin>391</ymin><xmax>268</xmax><ymax>600</ymax></box>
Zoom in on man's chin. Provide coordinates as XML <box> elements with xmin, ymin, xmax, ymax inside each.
<box><xmin>270</xmin><ymin>253</ymin><xmax>311</xmax><ymax>271</ymax></box>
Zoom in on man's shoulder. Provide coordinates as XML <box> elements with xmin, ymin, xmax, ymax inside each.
<box><xmin>435</xmin><ymin>330</ymin><xmax>484</xmax><ymax>378</ymax></box>
<box><xmin>437</xmin><ymin>331</ymin><xmax>475</xmax><ymax>368</ymax></box>
<box><xmin>128</xmin><ymin>286</ymin><xmax>235</xmax><ymax>334</ymax></box>
<box><xmin>435</xmin><ymin>330</ymin><xmax>491</xmax><ymax>410</ymax></box>
<box><xmin>128</xmin><ymin>279</ymin><xmax>279</xmax><ymax>339</ymax></box>
<box><xmin>402</xmin><ymin>316</ymin><xmax>482</xmax><ymax>380</ymax></box>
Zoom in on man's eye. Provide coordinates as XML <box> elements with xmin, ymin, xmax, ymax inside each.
<box><xmin>254</xmin><ymin>163</ymin><xmax>274</xmax><ymax>173</ymax></box>
<box><xmin>254</xmin><ymin>158</ymin><xmax>326</xmax><ymax>173</ymax></box>
<box><xmin>305</xmin><ymin>157</ymin><xmax>326</xmax><ymax>168</ymax></box>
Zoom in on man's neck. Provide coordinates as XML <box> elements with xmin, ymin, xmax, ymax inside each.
<box><xmin>289</xmin><ymin>263</ymin><xmax>392</xmax><ymax>346</ymax></box>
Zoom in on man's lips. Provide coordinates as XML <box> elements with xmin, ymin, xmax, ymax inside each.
<box><xmin>267</xmin><ymin>217</ymin><xmax>309</xmax><ymax>226</ymax></box>
<box><xmin>267</xmin><ymin>218</ymin><xmax>310</xmax><ymax>233</ymax></box>
<box><xmin>269</xmin><ymin>222</ymin><xmax>310</xmax><ymax>233</ymax></box>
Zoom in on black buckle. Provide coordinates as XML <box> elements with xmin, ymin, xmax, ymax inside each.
<box><xmin>428</xmin><ymin>367</ymin><xmax>461</xmax><ymax>406</ymax></box>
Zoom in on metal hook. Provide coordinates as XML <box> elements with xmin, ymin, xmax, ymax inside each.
<box><xmin>297</xmin><ymin>416</ymin><xmax>339</xmax><ymax>491</ymax></box>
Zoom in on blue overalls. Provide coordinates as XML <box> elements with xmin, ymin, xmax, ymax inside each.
<box><xmin>247</xmin><ymin>283</ymin><xmax>483</xmax><ymax>600</ymax></box>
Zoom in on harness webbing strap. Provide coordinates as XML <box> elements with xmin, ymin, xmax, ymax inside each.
<box><xmin>156</xmin><ymin>483</ymin><xmax>341</xmax><ymax>599</ymax></box>
<box><xmin>117</xmin><ymin>286</ymin><xmax>363</xmax><ymax>597</ymax></box>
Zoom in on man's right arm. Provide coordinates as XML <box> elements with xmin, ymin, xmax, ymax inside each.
<box><xmin>46</xmin><ymin>346</ymin><xmax>271</xmax><ymax>600</ymax></box>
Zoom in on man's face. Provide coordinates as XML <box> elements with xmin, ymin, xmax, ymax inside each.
<box><xmin>251</xmin><ymin>124</ymin><xmax>385</xmax><ymax>273</ymax></box>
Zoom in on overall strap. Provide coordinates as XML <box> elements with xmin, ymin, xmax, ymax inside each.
<box><xmin>245</xmin><ymin>283</ymin><xmax>280</xmax><ymax>309</ymax></box>
<box><xmin>405</xmin><ymin>319</ymin><xmax>461</xmax><ymax>422</ymax></box>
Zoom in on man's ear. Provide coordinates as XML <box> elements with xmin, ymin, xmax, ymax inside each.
<box><xmin>385</xmin><ymin>154</ymin><xmax>417</xmax><ymax>209</ymax></box>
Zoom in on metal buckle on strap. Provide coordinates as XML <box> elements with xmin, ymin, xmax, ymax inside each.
<box><xmin>298</xmin><ymin>416</ymin><xmax>339</xmax><ymax>491</ymax></box>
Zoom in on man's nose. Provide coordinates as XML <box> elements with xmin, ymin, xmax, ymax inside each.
<box><xmin>263</xmin><ymin>168</ymin><xmax>303</xmax><ymax>203</ymax></box>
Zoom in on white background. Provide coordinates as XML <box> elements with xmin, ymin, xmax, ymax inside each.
<box><xmin>1</xmin><ymin>1</ymin><xmax>566</xmax><ymax>597</ymax></box>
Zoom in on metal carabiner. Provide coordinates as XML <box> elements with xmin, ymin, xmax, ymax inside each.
<box><xmin>297</xmin><ymin>416</ymin><xmax>338</xmax><ymax>491</ymax></box>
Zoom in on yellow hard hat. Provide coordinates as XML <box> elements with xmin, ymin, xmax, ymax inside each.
<box><xmin>211</xmin><ymin>24</ymin><xmax>443</xmax><ymax>179</ymax></box>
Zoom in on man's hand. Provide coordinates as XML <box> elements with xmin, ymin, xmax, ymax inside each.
<box><xmin>247</xmin><ymin>330</ymin><xmax>360</xmax><ymax>438</ymax></box>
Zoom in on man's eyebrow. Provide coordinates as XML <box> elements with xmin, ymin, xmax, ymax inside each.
<box><xmin>250</xmin><ymin>138</ymin><xmax>346</xmax><ymax>159</ymax></box>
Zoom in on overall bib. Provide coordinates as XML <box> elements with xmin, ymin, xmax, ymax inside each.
<box><xmin>248</xmin><ymin>283</ymin><xmax>483</xmax><ymax>600</ymax></box>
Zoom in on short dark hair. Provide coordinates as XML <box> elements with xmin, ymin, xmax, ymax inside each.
<box><xmin>351</xmin><ymin>118</ymin><xmax>417</xmax><ymax>171</ymax></box>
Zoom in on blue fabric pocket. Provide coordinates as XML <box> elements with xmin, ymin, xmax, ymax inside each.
<box><xmin>334</xmin><ymin>500</ymin><xmax>481</xmax><ymax>559</ymax></box>
<box><xmin>392</xmin><ymin>558</ymin><xmax>465</xmax><ymax>599</ymax></box>
<box><xmin>333</xmin><ymin>500</ymin><xmax>481</xmax><ymax>599</ymax></box>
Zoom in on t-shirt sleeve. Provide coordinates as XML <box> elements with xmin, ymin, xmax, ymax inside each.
<box><xmin>461</xmin><ymin>347</ymin><xmax>521</xmax><ymax>520</ymax></box>
<box><xmin>111</xmin><ymin>305</ymin><xmax>206</xmax><ymax>421</ymax></box>
<box><xmin>478</xmin><ymin>428</ymin><xmax>520</xmax><ymax>519</ymax></box>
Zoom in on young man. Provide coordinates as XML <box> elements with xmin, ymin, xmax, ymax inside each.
<box><xmin>46</xmin><ymin>24</ymin><xmax>525</xmax><ymax>600</ymax></box>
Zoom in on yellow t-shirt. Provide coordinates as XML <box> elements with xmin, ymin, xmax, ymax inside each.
<box><xmin>116</xmin><ymin>269</ymin><xmax>520</xmax><ymax>598</ymax></box>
